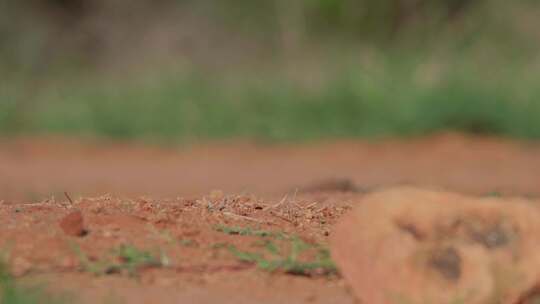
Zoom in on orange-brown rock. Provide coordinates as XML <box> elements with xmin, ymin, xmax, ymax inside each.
<box><xmin>331</xmin><ymin>187</ymin><xmax>540</xmax><ymax>304</ymax></box>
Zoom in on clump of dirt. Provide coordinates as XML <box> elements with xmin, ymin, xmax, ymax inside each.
<box><xmin>59</xmin><ymin>210</ymin><xmax>87</xmax><ymax>237</ymax></box>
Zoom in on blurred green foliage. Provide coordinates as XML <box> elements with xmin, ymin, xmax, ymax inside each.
<box><xmin>0</xmin><ymin>257</ymin><xmax>67</xmax><ymax>304</ymax></box>
<box><xmin>1</xmin><ymin>0</ymin><xmax>540</xmax><ymax>142</ymax></box>
<box><xmin>3</xmin><ymin>59</ymin><xmax>538</xmax><ymax>143</ymax></box>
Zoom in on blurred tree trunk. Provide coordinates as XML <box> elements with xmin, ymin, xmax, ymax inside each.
<box><xmin>275</xmin><ymin>0</ymin><xmax>306</xmax><ymax>59</ymax></box>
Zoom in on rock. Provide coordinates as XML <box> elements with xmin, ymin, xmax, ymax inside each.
<box><xmin>331</xmin><ymin>187</ymin><xmax>540</xmax><ymax>304</ymax></box>
<box><xmin>59</xmin><ymin>210</ymin><xmax>87</xmax><ymax>237</ymax></box>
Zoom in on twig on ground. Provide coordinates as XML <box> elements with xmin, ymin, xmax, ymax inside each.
<box><xmin>303</xmin><ymin>202</ymin><xmax>318</xmax><ymax>209</ymax></box>
<box><xmin>264</xmin><ymin>194</ymin><xmax>288</xmax><ymax>211</ymax></box>
<box><xmin>292</xmin><ymin>188</ymin><xmax>298</xmax><ymax>202</ymax></box>
<box><xmin>64</xmin><ymin>192</ymin><xmax>74</xmax><ymax>205</ymax></box>
<box><xmin>269</xmin><ymin>211</ymin><xmax>294</xmax><ymax>224</ymax></box>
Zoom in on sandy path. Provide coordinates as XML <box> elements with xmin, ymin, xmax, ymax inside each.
<box><xmin>1</xmin><ymin>134</ymin><xmax>539</xmax><ymax>202</ymax></box>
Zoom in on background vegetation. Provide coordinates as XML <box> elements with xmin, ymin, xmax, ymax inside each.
<box><xmin>2</xmin><ymin>0</ymin><xmax>540</xmax><ymax>142</ymax></box>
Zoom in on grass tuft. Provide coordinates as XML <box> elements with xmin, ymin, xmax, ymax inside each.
<box><xmin>215</xmin><ymin>225</ymin><xmax>337</xmax><ymax>276</ymax></box>
<box><xmin>228</xmin><ymin>237</ymin><xmax>338</xmax><ymax>276</ymax></box>
<box><xmin>71</xmin><ymin>244</ymin><xmax>162</xmax><ymax>277</ymax></box>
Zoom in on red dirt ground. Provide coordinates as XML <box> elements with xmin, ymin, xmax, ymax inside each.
<box><xmin>1</xmin><ymin>133</ymin><xmax>539</xmax><ymax>303</ymax></box>
<box><xmin>1</xmin><ymin>133</ymin><xmax>539</xmax><ymax>202</ymax></box>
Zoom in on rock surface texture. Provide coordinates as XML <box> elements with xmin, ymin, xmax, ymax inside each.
<box><xmin>331</xmin><ymin>187</ymin><xmax>540</xmax><ymax>304</ymax></box>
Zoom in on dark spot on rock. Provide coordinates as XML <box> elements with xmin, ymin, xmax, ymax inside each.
<box><xmin>396</xmin><ymin>220</ymin><xmax>425</xmax><ymax>241</ymax></box>
<box><xmin>429</xmin><ymin>247</ymin><xmax>461</xmax><ymax>281</ymax></box>
<box><xmin>468</xmin><ymin>222</ymin><xmax>511</xmax><ymax>249</ymax></box>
